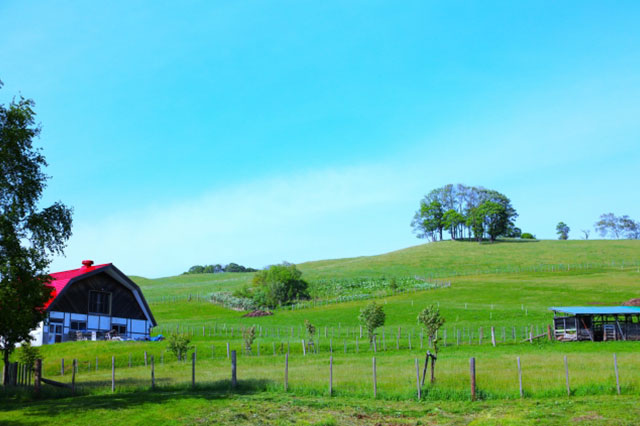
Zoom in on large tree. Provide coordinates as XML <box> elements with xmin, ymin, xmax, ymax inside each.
<box><xmin>0</xmin><ymin>82</ymin><xmax>73</xmax><ymax>385</ymax></box>
<box><xmin>556</xmin><ymin>222</ymin><xmax>570</xmax><ymax>240</ymax></box>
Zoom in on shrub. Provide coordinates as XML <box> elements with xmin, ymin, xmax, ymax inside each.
<box><xmin>305</xmin><ymin>320</ymin><xmax>316</xmax><ymax>346</ymax></box>
<box><xmin>358</xmin><ymin>302</ymin><xmax>386</xmax><ymax>345</ymax></box>
<box><xmin>243</xmin><ymin>326</ymin><xmax>256</xmax><ymax>354</ymax></box>
<box><xmin>521</xmin><ymin>232</ymin><xmax>535</xmax><ymax>239</ymax></box>
<box><xmin>18</xmin><ymin>340</ymin><xmax>39</xmax><ymax>372</ymax></box>
<box><xmin>167</xmin><ymin>333</ymin><xmax>191</xmax><ymax>361</ymax></box>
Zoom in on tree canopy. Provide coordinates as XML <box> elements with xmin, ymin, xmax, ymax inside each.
<box><xmin>595</xmin><ymin>213</ymin><xmax>639</xmax><ymax>239</ymax></box>
<box><xmin>251</xmin><ymin>263</ymin><xmax>309</xmax><ymax>308</ymax></box>
<box><xmin>0</xmin><ymin>82</ymin><xmax>73</xmax><ymax>384</ymax></box>
<box><xmin>412</xmin><ymin>184</ymin><xmax>518</xmax><ymax>242</ymax></box>
<box><xmin>184</xmin><ymin>262</ymin><xmax>257</xmax><ymax>274</ymax></box>
<box><xmin>556</xmin><ymin>222</ymin><xmax>570</xmax><ymax>240</ymax></box>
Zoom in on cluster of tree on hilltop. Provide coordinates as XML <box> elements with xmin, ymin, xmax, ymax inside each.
<box><xmin>184</xmin><ymin>262</ymin><xmax>258</xmax><ymax>274</ymax></box>
<box><xmin>411</xmin><ymin>184</ymin><xmax>520</xmax><ymax>242</ymax></box>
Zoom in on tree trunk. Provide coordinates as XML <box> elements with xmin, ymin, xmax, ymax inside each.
<box><xmin>430</xmin><ymin>357</ymin><xmax>436</xmax><ymax>384</ymax></box>
<box><xmin>3</xmin><ymin>349</ymin><xmax>10</xmax><ymax>387</ymax></box>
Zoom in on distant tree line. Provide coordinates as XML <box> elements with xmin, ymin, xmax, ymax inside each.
<box><xmin>183</xmin><ymin>262</ymin><xmax>258</xmax><ymax>275</ymax></box>
<box><xmin>594</xmin><ymin>213</ymin><xmax>640</xmax><ymax>239</ymax></box>
<box><xmin>411</xmin><ymin>184</ymin><xmax>520</xmax><ymax>242</ymax></box>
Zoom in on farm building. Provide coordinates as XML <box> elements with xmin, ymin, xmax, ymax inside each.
<box><xmin>550</xmin><ymin>306</ymin><xmax>640</xmax><ymax>341</ymax></box>
<box><xmin>29</xmin><ymin>260</ymin><xmax>157</xmax><ymax>346</ymax></box>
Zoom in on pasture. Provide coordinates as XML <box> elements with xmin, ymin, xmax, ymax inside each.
<box><xmin>3</xmin><ymin>239</ymin><xmax>640</xmax><ymax>425</ymax></box>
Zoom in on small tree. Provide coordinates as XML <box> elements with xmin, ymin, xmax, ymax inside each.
<box><xmin>556</xmin><ymin>222</ymin><xmax>570</xmax><ymax>240</ymax></box>
<box><xmin>358</xmin><ymin>302</ymin><xmax>386</xmax><ymax>347</ymax></box>
<box><xmin>418</xmin><ymin>305</ymin><xmax>445</xmax><ymax>384</ymax></box>
<box><xmin>167</xmin><ymin>333</ymin><xmax>191</xmax><ymax>361</ymax></box>
<box><xmin>304</xmin><ymin>320</ymin><xmax>316</xmax><ymax>348</ymax></box>
<box><xmin>243</xmin><ymin>326</ymin><xmax>256</xmax><ymax>354</ymax></box>
<box><xmin>389</xmin><ymin>277</ymin><xmax>398</xmax><ymax>293</ymax></box>
<box><xmin>17</xmin><ymin>341</ymin><xmax>40</xmax><ymax>372</ymax></box>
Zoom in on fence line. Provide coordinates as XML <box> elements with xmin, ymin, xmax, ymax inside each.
<box><xmin>26</xmin><ymin>352</ymin><xmax>631</xmax><ymax>402</ymax></box>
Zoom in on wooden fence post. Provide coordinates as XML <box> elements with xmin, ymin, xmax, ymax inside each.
<box><xmin>231</xmin><ymin>350</ymin><xmax>237</xmax><ymax>389</ymax></box>
<box><xmin>564</xmin><ymin>355</ymin><xmax>570</xmax><ymax>396</ymax></box>
<box><xmin>144</xmin><ymin>351</ymin><xmax>148</xmax><ymax>367</ymax></box>
<box><xmin>614</xmin><ymin>353</ymin><xmax>620</xmax><ymax>395</ymax></box>
<box><xmin>226</xmin><ymin>342</ymin><xmax>230</xmax><ymax>359</ymax></box>
<box><xmin>415</xmin><ymin>358</ymin><xmax>421</xmax><ymax>400</ymax></box>
<box><xmin>470</xmin><ymin>357</ymin><xmax>476</xmax><ymax>401</ymax></box>
<box><xmin>111</xmin><ymin>356</ymin><xmax>115</xmax><ymax>393</ymax></box>
<box><xmin>302</xmin><ymin>340</ymin><xmax>306</xmax><ymax>356</ymax></box>
<box><xmin>71</xmin><ymin>359</ymin><xmax>77</xmax><ymax>394</ymax></box>
<box><xmin>491</xmin><ymin>327</ymin><xmax>496</xmax><ymax>347</ymax></box>
<box><xmin>284</xmin><ymin>353</ymin><xmax>289</xmax><ymax>392</ymax></box>
<box><xmin>192</xmin><ymin>352</ymin><xmax>196</xmax><ymax>388</ymax></box>
<box><xmin>34</xmin><ymin>359</ymin><xmax>42</xmax><ymax>395</ymax></box>
<box><xmin>329</xmin><ymin>356</ymin><xmax>333</xmax><ymax>396</ymax></box>
<box><xmin>61</xmin><ymin>358</ymin><xmax>64</xmax><ymax>376</ymax></box>
<box><xmin>372</xmin><ymin>356</ymin><xmax>377</xmax><ymax>398</ymax></box>
<box><xmin>151</xmin><ymin>355</ymin><xmax>155</xmax><ymax>389</ymax></box>
<box><xmin>517</xmin><ymin>357</ymin><xmax>523</xmax><ymax>398</ymax></box>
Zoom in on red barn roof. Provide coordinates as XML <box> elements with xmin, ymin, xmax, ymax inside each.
<box><xmin>45</xmin><ymin>260</ymin><xmax>110</xmax><ymax>309</ymax></box>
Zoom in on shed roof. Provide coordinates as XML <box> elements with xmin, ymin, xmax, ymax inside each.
<box><xmin>549</xmin><ymin>306</ymin><xmax>640</xmax><ymax>315</ymax></box>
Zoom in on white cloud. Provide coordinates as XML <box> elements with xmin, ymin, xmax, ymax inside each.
<box><xmin>50</xmin><ymin>163</ymin><xmax>422</xmax><ymax>277</ymax></box>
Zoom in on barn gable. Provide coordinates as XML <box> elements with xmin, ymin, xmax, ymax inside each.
<box><xmin>48</xmin><ymin>272</ymin><xmax>148</xmax><ymax>321</ymax></box>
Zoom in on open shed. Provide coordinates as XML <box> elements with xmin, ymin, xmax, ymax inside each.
<box><xmin>550</xmin><ymin>306</ymin><xmax>640</xmax><ymax>341</ymax></box>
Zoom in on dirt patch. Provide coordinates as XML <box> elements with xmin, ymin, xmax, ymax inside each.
<box><xmin>622</xmin><ymin>298</ymin><xmax>640</xmax><ymax>306</ymax></box>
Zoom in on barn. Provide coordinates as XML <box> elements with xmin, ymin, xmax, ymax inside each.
<box><xmin>30</xmin><ymin>260</ymin><xmax>157</xmax><ymax>346</ymax></box>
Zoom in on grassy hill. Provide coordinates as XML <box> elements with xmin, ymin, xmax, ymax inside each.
<box><xmin>4</xmin><ymin>239</ymin><xmax>640</xmax><ymax>425</ymax></box>
<box><xmin>137</xmin><ymin>239</ymin><xmax>640</xmax><ymax>299</ymax></box>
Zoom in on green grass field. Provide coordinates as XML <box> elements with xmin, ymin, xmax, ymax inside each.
<box><xmin>3</xmin><ymin>239</ymin><xmax>640</xmax><ymax>425</ymax></box>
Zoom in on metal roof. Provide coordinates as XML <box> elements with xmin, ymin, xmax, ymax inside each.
<box><xmin>549</xmin><ymin>306</ymin><xmax>640</xmax><ymax>315</ymax></box>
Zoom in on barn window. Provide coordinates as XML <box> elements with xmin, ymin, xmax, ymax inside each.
<box><xmin>114</xmin><ymin>324</ymin><xmax>127</xmax><ymax>335</ymax></box>
<box><xmin>70</xmin><ymin>321</ymin><xmax>87</xmax><ymax>331</ymax></box>
<box><xmin>89</xmin><ymin>291</ymin><xmax>111</xmax><ymax>315</ymax></box>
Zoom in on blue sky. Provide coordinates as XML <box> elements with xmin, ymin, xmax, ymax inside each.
<box><xmin>1</xmin><ymin>1</ymin><xmax>639</xmax><ymax>277</ymax></box>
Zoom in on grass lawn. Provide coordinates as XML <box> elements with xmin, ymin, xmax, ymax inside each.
<box><xmin>2</xmin><ymin>390</ymin><xmax>639</xmax><ymax>425</ymax></box>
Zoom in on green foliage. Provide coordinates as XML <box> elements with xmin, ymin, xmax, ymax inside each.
<box><xmin>418</xmin><ymin>305</ymin><xmax>445</xmax><ymax>354</ymax></box>
<box><xmin>252</xmin><ymin>263</ymin><xmax>309</xmax><ymax>309</ymax></box>
<box><xmin>412</xmin><ymin>184</ymin><xmax>518</xmax><ymax>242</ymax></box>
<box><xmin>556</xmin><ymin>222</ymin><xmax>570</xmax><ymax>240</ymax></box>
<box><xmin>358</xmin><ymin>302</ymin><xmax>386</xmax><ymax>344</ymax></box>
<box><xmin>17</xmin><ymin>340</ymin><xmax>39</xmax><ymax>371</ymax></box>
<box><xmin>186</xmin><ymin>263</ymin><xmax>256</xmax><ymax>274</ymax></box>
<box><xmin>210</xmin><ymin>291</ymin><xmax>256</xmax><ymax>311</ymax></box>
<box><xmin>0</xmin><ymin>82</ymin><xmax>73</xmax><ymax>384</ymax></box>
<box><xmin>595</xmin><ymin>213</ymin><xmax>639</xmax><ymax>239</ymax></box>
<box><xmin>521</xmin><ymin>232</ymin><xmax>535</xmax><ymax>239</ymax></box>
<box><xmin>389</xmin><ymin>277</ymin><xmax>398</xmax><ymax>292</ymax></box>
<box><xmin>243</xmin><ymin>326</ymin><xmax>256</xmax><ymax>354</ymax></box>
<box><xmin>412</xmin><ymin>199</ymin><xmax>444</xmax><ymax>241</ymax></box>
<box><xmin>167</xmin><ymin>333</ymin><xmax>191</xmax><ymax>361</ymax></box>
<box><xmin>304</xmin><ymin>320</ymin><xmax>316</xmax><ymax>345</ymax></box>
